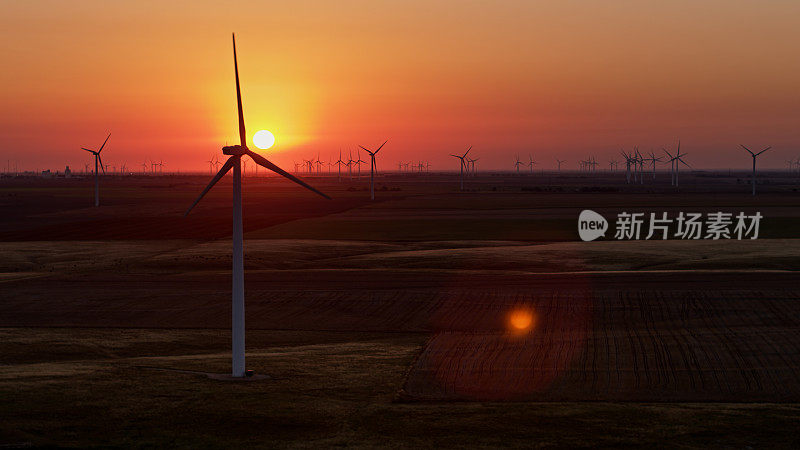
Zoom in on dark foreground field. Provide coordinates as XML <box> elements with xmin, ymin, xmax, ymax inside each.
<box><xmin>2</xmin><ymin>173</ymin><xmax>800</xmax><ymax>447</ymax></box>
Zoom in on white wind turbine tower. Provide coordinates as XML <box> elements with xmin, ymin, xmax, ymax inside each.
<box><xmin>450</xmin><ymin>146</ymin><xmax>471</xmax><ymax>191</ymax></box>
<box><xmin>185</xmin><ymin>33</ymin><xmax>330</xmax><ymax>378</ymax></box>
<box><xmin>359</xmin><ymin>140</ymin><xmax>387</xmax><ymax>200</ymax></box>
<box><xmin>81</xmin><ymin>133</ymin><xmax>110</xmax><ymax>207</ymax></box>
<box><xmin>740</xmin><ymin>144</ymin><xmax>771</xmax><ymax>196</ymax></box>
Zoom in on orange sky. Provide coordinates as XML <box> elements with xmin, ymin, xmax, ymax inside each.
<box><xmin>1</xmin><ymin>0</ymin><xmax>799</xmax><ymax>172</ymax></box>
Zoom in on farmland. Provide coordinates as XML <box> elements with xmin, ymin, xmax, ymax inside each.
<box><xmin>1</xmin><ymin>172</ymin><xmax>800</xmax><ymax>447</ymax></box>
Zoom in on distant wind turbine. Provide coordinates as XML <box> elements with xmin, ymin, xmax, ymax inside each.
<box><xmin>335</xmin><ymin>149</ymin><xmax>344</xmax><ymax>182</ymax></box>
<box><xmin>81</xmin><ymin>133</ymin><xmax>110</xmax><ymax>207</ymax></box>
<box><xmin>359</xmin><ymin>140</ymin><xmax>387</xmax><ymax>200</ymax></box>
<box><xmin>664</xmin><ymin>141</ymin><xmax>690</xmax><ymax>187</ymax></box>
<box><xmin>184</xmin><ymin>33</ymin><xmax>330</xmax><ymax>378</ymax></box>
<box><xmin>514</xmin><ymin>155</ymin><xmax>523</xmax><ymax>174</ymax></box>
<box><xmin>355</xmin><ymin>149</ymin><xmax>366</xmax><ymax>180</ymax></box>
<box><xmin>740</xmin><ymin>144</ymin><xmax>771</xmax><ymax>196</ymax></box>
<box><xmin>450</xmin><ymin>146</ymin><xmax>471</xmax><ymax>191</ymax></box>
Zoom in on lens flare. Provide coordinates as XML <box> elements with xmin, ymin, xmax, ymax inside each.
<box><xmin>508</xmin><ymin>308</ymin><xmax>535</xmax><ymax>333</ymax></box>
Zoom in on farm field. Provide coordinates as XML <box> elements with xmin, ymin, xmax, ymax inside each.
<box><xmin>1</xmin><ymin>174</ymin><xmax>800</xmax><ymax>447</ymax></box>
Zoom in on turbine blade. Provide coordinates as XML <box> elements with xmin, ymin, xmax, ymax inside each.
<box><xmin>464</xmin><ymin>146</ymin><xmax>472</xmax><ymax>158</ymax></box>
<box><xmin>98</xmin><ymin>155</ymin><xmax>105</xmax><ymax>173</ymax></box>
<box><xmin>246</xmin><ymin>149</ymin><xmax>330</xmax><ymax>199</ymax></box>
<box><xmin>358</xmin><ymin>145</ymin><xmax>373</xmax><ymax>155</ymax></box>
<box><xmin>81</xmin><ymin>148</ymin><xmax>94</xmax><ymax>153</ymax></box>
<box><xmin>184</xmin><ymin>156</ymin><xmax>236</xmax><ymax>216</ymax></box>
<box><xmin>679</xmin><ymin>158</ymin><xmax>692</xmax><ymax>168</ymax></box>
<box><xmin>98</xmin><ymin>133</ymin><xmax>111</xmax><ymax>153</ymax></box>
<box><xmin>374</xmin><ymin>140</ymin><xmax>387</xmax><ymax>154</ymax></box>
<box><xmin>755</xmin><ymin>146</ymin><xmax>772</xmax><ymax>156</ymax></box>
<box><xmin>740</xmin><ymin>144</ymin><xmax>754</xmax><ymax>156</ymax></box>
<box><xmin>232</xmin><ymin>33</ymin><xmax>247</xmax><ymax>148</ymax></box>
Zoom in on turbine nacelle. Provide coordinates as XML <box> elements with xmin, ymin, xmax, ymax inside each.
<box><xmin>223</xmin><ymin>145</ymin><xmax>248</xmax><ymax>156</ymax></box>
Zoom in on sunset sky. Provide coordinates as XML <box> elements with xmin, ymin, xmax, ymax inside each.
<box><xmin>1</xmin><ymin>0</ymin><xmax>799</xmax><ymax>172</ymax></box>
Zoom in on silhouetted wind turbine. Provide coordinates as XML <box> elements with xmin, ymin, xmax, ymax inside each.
<box><xmin>335</xmin><ymin>149</ymin><xmax>344</xmax><ymax>182</ymax></box>
<box><xmin>184</xmin><ymin>34</ymin><xmax>330</xmax><ymax>378</ymax></box>
<box><xmin>740</xmin><ymin>144</ymin><xmax>771</xmax><ymax>196</ymax></box>
<box><xmin>450</xmin><ymin>146</ymin><xmax>471</xmax><ymax>191</ymax></box>
<box><xmin>467</xmin><ymin>157</ymin><xmax>478</xmax><ymax>176</ymax></box>
<box><xmin>646</xmin><ymin>150</ymin><xmax>662</xmax><ymax>180</ymax></box>
<box><xmin>359</xmin><ymin>141</ymin><xmax>387</xmax><ymax>200</ymax></box>
<box><xmin>81</xmin><ymin>133</ymin><xmax>110</xmax><ymax>207</ymax></box>
<box><xmin>620</xmin><ymin>150</ymin><xmax>632</xmax><ymax>183</ymax></box>
<box><xmin>556</xmin><ymin>159</ymin><xmax>566</xmax><ymax>172</ymax></box>
<box><xmin>665</xmin><ymin>142</ymin><xmax>690</xmax><ymax>187</ymax></box>
<box><xmin>514</xmin><ymin>155</ymin><xmax>523</xmax><ymax>174</ymax></box>
<box><xmin>355</xmin><ymin>149</ymin><xmax>366</xmax><ymax>180</ymax></box>
<box><xmin>346</xmin><ymin>150</ymin><xmax>354</xmax><ymax>179</ymax></box>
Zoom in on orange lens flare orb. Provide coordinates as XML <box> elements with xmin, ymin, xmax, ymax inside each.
<box><xmin>253</xmin><ymin>129</ymin><xmax>275</xmax><ymax>150</ymax></box>
<box><xmin>508</xmin><ymin>308</ymin><xmax>535</xmax><ymax>333</ymax></box>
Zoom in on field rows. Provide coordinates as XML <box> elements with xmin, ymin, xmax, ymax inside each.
<box><xmin>402</xmin><ymin>290</ymin><xmax>800</xmax><ymax>401</ymax></box>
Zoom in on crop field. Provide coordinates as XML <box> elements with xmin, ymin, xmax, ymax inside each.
<box><xmin>2</xmin><ymin>173</ymin><xmax>800</xmax><ymax>447</ymax></box>
<box><xmin>403</xmin><ymin>289</ymin><xmax>800</xmax><ymax>402</ymax></box>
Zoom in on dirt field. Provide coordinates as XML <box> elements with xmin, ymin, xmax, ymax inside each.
<box><xmin>2</xmin><ymin>173</ymin><xmax>800</xmax><ymax>447</ymax></box>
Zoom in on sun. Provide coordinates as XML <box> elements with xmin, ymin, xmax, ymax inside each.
<box><xmin>253</xmin><ymin>130</ymin><xmax>275</xmax><ymax>150</ymax></box>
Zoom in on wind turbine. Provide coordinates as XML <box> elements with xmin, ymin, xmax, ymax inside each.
<box><xmin>740</xmin><ymin>145</ymin><xmax>771</xmax><ymax>196</ymax></box>
<box><xmin>467</xmin><ymin>157</ymin><xmax>478</xmax><ymax>176</ymax></box>
<box><xmin>620</xmin><ymin>150</ymin><xmax>632</xmax><ymax>183</ymax></box>
<box><xmin>81</xmin><ymin>133</ymin><xmax>110</xmax><ymax>207</ymax></box>
<box><xmin>514</xmin><ymin>155</ymin><xmax>523</xmax><ymax>174</ymax></box>
<box><xmin>631</xmin><ymin>146</ymin><xmax>644</xmax><ymax>184</ymax></box>
<box><xmin>665</xmin><ymin>142</ymin><xmax>690</xmax><ymax>187</ymax></box>
<box><xmin>450</xmin><ymin>146</ymin><xmax>471</xmax><ymax>191</ymax></box>
<box><xmin>355</xmin><ymin>149</ymin><xmax>366</xmax><ymax>180</ymax></box>
<box><xmin>590</xmin><ymin>156</ymin><xmax>599</xmax><ymax>173</ymax></box>
<box><xmin>556</xmin><ymin>159</ymin><xmax>566</xmax><ymax>172</ymax></box>
<box><xmin>346</xmin><ymin>151</ymin><xmax>354</xmax><ymax>179</ymax></box>
<box><xmin>335</xmin><ymin>149</ymin><xmax>345</xmax><ymax>182</ymax></box>
<box><xmin>528</xmin><ymin>154</ymin><xmax>537</xmax><ymax>174</ymax></box>
<box><xmin>184</xmin><ymin>34</ymin><xmax>330</xmax><ymax>378</ymax></box>
<box><xmin>359</xmin><ymin>141</ymin><xmax>387</xmax><ymax>200</ymax></box>
<box><xmin>646</xmin><ymin>150</ymin><xmax>662</xmax><ymax>180</ymax></box>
